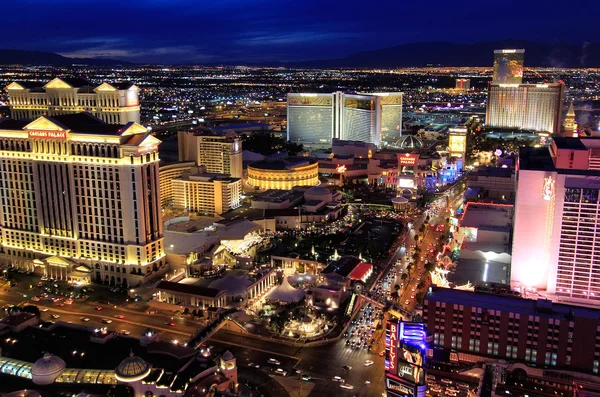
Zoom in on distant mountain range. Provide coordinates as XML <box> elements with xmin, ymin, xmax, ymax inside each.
<box><xmin>285</xmin><ymin>40</ymin><xmax>600</xmax><ymax>68</ymax></box>
<box><xmin>1</xmin><ymin>40</ymin><xmax>600</xmax><ymax>68</ymax></box>
<box><xmin>0</xmin><ymin>49</ymin><xmax>130</xmax><ymax>66</ymax></box>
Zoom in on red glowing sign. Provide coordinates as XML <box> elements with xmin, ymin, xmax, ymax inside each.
<box><xmin>398</xmin><ymin>153</ymin><xmax>418</xmax><ymax>166</ymax></box>
<box><xmin>389</xmin><ymin>322</ymin><xmax>398</xmax><ymax>372</ymax></box>
<box><xmin>28</xmin><ymin>130</ymin><xmax>66</xmax><ymax>140</ymax></box>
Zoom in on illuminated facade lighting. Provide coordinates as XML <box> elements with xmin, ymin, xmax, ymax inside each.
<box><xmin>486</xmin><ymin>83</ymin><xmax>564</xmax><ymax>135</ymax></box>
<box><xmin>0</xmin><ymin>113</ymin><xmax>165</xmax><ymax>287</ymax></box>
<box><xmin>6</xmin><ymin>78</ymin><xmax>140</xmax><ymax>124</ymax></box>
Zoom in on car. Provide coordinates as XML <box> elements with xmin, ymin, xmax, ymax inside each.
<box><xmin>166</xmin><ymin>322</ymin><xmax>176</xmax><ymax>327</ymax></box>
<box><xmin>94</xmin><ymin>306</ymin><xmax>103</xmax><ymax>311</ymax></box>
<box><xmin>248</xmin><ymin>363</ymin><xmax>260</xmax><ymax>369</ymax></box>
<box><xmin>41</xmin><ymin>308</ymin><xmax>48</xmax><ymax>312</ymax></box>
<box><xmin>275</xmin><ymin>368</ymin><xmax>288</xmax><ymax>376</ymax></box>
<box><xmin>340</xmin><ymin>383</ymin><xmax>354</xmax><ymax>390</ymax></box>
<box><xmin>301</xmin><ymin>375</ymin><xmax>311</xmax><ymax>381</ymax></box>
<box><xmin>114</xmin><ymin>314</ymin><xmax>125</xmax><ymax>319</ymax></box>
<box><xmin>80</xmin><ymin>317</ymin><xmax>90</xmax><ymax>322</ymax></box>
<box><xmin>51</xmin><ymin>314</ymin><xmax>60</xmax><ymax>319</ymax></box>
<box><xmin>405</xmin><ymin>299</ymin><xmax>410</xmax><ymax>305</ymax></box>
<box><xmin>100</xmin><ymin>319</ymin><xmax>113</xmax><ymax>324</ymax></box>
<box><xmin>365</xmin><ymin>360</ymin><xmax>374</xmax><ymax>366</ymax></box>
<box><xmin>342</xmin><ymin>365</ymin><xmax>352</xmax><ymax>371</ymax></box>
<box><xmin>120</xmin><ymin>330</ymin><xmax>131</xmax><ymax>335</ymax></box>
<box><xmin>332</xmin><ymin>375</ymin><xmax>343</xmax><ymax>382</ymax></box>
<box><xmin>365</xmin><ymin>381</ymin><xmax>371</xmax><ymax>385</ymax></box>
<box><xmin>441</xmin><ymin>378</ymin><xmax>453</xmax><ymax>384</ymax></box>
<box><xmin>267</xmin><ymin>358</ymin><xmax>281</xmax><ymax>365</ymax></box>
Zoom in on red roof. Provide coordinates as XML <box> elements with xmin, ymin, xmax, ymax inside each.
<box><xmin>348</xmin><ymin>263</ymin><xmax>373</xmax><ymax>281</ymax></box>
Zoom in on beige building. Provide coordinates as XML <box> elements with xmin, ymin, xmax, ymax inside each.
<box><xmin>177</xmin><ymin>129</ymin><xmax>242</xmax><ymax>178</ymax></box>
<box><xmin>486</xmin><ymin>83</ymin><xmax>564</xmax><ymax>134</ymax></box>
<box><xmin>159</xmin><ymin>161</ymin><xmax>194</xmax><ymax>207</ymax></box>
<box><xmin>0</xmin><ymin>113</ymin><xmax>165</xmax><ymax>287</ymax></box>
<box><xmin>247</xmin><ymin>157</ymin><xmax>319</xmax><ymax>190</ymax></box>
<box><xmin>172</xmin><ymin>167</ymin><xmax>242</xmax><ymax>215</ymax></box>
<box><xmin>6</xmin><ymin>78</ymin><xmax>140</xmax><ymax>125</ymax></box>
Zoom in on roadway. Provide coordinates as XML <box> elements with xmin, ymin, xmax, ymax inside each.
<box><xmin>209</xmin><ymin>329</ymin><xmax>386</xmax><ymax>397</ymax></box>
<box><xmin>0</xmin><ymin>280</ymin><xmax>200</xmax><ymax>342</ymax></box>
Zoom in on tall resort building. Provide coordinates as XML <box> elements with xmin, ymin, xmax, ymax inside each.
<box><xmin>177</xmin><ymin>129</ymin><xmax>243</xmax><ymax>178</ymax></box>
<box><xmin>0</xmin><ymin>112</ymin><xmax>164</xmax><ymax>287</ymax></box>
<box><xmin>486</xmin><ymin>83</ymin><xmax>564</xmax><ymax>135</ymax></box>
<box><xmin>512</xmin><ymin>137</ymin><xmax>600</xmax><ymax>306</ymax></box>
<box><xmin>6</xmin><ymin>77</ymin><xmax>140</xmax><ymax>124</ymax></box>
<box><xmin>493</xmin><ymin>49</ymin><xmax>525</xmax><ymax>84</ymax></box>
<box><xmin>286</xmin><ymin>92</ymin><xmax>402</xmax><ymax>149</ymax></box>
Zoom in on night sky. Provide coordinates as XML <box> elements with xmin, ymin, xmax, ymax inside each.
<box><xmin>3</xmin><ymin>0</ymin><xmax>599</xmax><ymax>63</ymax></box>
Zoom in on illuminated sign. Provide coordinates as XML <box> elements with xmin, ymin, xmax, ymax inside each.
<box><xmin>336</xmin><ymin>165</ymin><xmax>347</xmax><ymax>173</ymax></box>
<box><xmin>398</xmin><ymin>153</ymin><xmax>418</xmax><ymax>166</ymax></box>
<box><xmin>28</xmin><ymin>130</ymin><xmax>67</xmax><ymax>140</ymax></box>
<box><xmin>449</xmin><ymin>134</ymin><xmax>466</xmax><ymax>154</ymax></box>
<box><xmin>543</xmin><ymin>176</ymin><xmax>555</xmax><ymax>201</ymax></box>
<box><xmin>127</xmin><ymin>98</ymin><xmax>139</xmax><ymax>106</ymax></box>
<box><xmin>399</xmin><ymin>178</ymin><xmax>415</xmax><ymax>189</ymax></box>
<box><xmin>386</xmin><ymin>375</ymin><xmax>415</xmax><ymax>397</ymax></box>
<box><xmin>397</xmin><ymin>322</ymin><xmax>427</xmax><ymax>386</ymax></box>
<box><xmin>385</xmin><ymin>320</ymin><xmax>399</xmax><ymax>371</ymax></box>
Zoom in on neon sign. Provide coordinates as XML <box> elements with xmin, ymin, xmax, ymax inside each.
<box><xmin>398</xmin><ymin>153</ymin><xmax>418</xmax><ymax>166</ymax></box>
<box><xmin>389</xmin><ymin>322</ymin><xmax>398</xmax><ymax>372</ymax></box>
<box><xmin>336</xmin><ymin>165</ymin><xmax>347</xmax><ymax>173</ymax></box>
<box><xmin>28</xmin><ymin>130</ymin><xmax>66</xmax><ymax>140</ymax></box>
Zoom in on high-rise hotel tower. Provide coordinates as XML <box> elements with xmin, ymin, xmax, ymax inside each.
<box><xmin>286</xmin><ymin>92</ymin><xmax>402</xmax><ymax>149</ymax></box>
<box><xmin>0</xmin><ymin>113</ymin><xmax>164</xmax><ymax>287</ymax></box>
<box><xmin>6</xmin><ymin>77</ymin><xmax>140</xmax><ymax>124</ymax></box>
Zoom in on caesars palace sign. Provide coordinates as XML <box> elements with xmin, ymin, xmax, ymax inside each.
<box><xmin>28</xmin><ymin>130</ymin><xmax>67</xmax><ymax>140</ymax></box>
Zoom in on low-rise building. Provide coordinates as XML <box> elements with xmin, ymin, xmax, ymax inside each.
<box><xmin>247</xmin><ymin>156</ymin><xmax>319</xmax><ymax>190</ymax></box>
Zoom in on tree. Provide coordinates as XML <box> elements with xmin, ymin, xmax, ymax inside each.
<box><xmin>415</xmin><ymin>292</ymin><xmax>425</xmax><ymax>305</ymax></box>
<box><xmin>394</xmin><ymin>284</ymin><xmax>400</xmax><ymax>292</ymax></box>
<box><xmin>424</xmin><ymin>262</ymin><xmax>435</xmax><ymax>273</ymax></box>
<box><xmin>197</xmin><ymin>310</ymin><xmax>204</xmax><ymax>318</ymax></box>
<box><xmin>390</xmin><ymin>291</ymin><xmax>399</xmax><ymax>301</ymax></box>
<box><xmin>417</xmin><ymin>280</ymin><xmax>427</xmax><ymax>290</ymax></box>
<box><xmin>183</xmin><ymin>307</ymin><xmax>189</xmax><ymax>315</ymax></box>
<box><xmin>401</xmin><ymin>273</ymin><xmax>408</xmax><ymax>281</ymax></box>
<box><xmin>21</xmin><ymin>305</ymin><xmax>40</xmax><ymax>318</ymax></box>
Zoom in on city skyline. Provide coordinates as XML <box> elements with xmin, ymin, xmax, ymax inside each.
<box><xmin>1</xmin><ymin>0</ymin><xmax>599</xmax><ymax>63</ymax></box>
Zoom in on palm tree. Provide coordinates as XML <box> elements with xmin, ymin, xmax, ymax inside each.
<box><xmin>401</xmin><ymin>273</ymin><xmax>408</xmax><ymax>282</ymax></box>
<box><xmin>394</xmin><ymin>284</ymin><xmax>400</xmax><ymax>292</ymax></box>
<box><xmin>390</xmin><ymin>291</ymin><xmax>399</xmax><ymax>301</ymax></box>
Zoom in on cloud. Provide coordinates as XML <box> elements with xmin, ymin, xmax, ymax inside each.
<box><xmin>236</xmin><ymin>30</ymin><xmax>363</xmax><ymax>46</ymax></box>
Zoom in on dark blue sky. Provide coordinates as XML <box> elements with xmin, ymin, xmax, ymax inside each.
<box><xmin>3</xmin><ymin>0</ymin><xmax>599</xmax><ymax>63</ymax></box>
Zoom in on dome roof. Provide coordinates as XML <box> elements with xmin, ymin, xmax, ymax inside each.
<box><xmin>395</xmin><ymin>135</ymin><xmax>423</xmax><ymax>149</ymax></box>
<box><xmin>222</xmin><ymin>351</ymin><xmax>234</xmax><ymax>361</ymax></box>
<box><xmin>31</xmin><ymin>353</ymin><xmax>65</xmax><ymax>385</ymax></box>
<box><xmin>115</xmin><ymin>353</ymin><xmax>151</xmax><ymax>382</ymax></box>
<box><xmin>305</xmin><ymin>186</ymin><xmax>330</xmax><ymax>196</ymax></box>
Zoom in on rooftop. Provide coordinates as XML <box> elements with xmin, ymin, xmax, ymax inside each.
<box><xmin>253</xmin><ymin>189</ymin><xmax>305</xmax><ymax>204</ymax></box>
<box><xmin>156</xmin><ymin>281</ymin><xmax>224</xmax><ymax>298</ymax></box>
<box><xmin>322</xmin><ymin>256</ymin><xmax>362</xmax><ymax>278</ymax></box>
<box><xmin>554</xmin><ymin>137</ymin><xmax>588</xmax><ymax>150</ymax></box>
<box><xmin>249</xmin><ymin>156</ymin><xmax>316</xmax><ymax>171</ymax></box>
<box><xmin>425</xmin><ymin>286</ymin><xmax>600</xmax><ymax>320</ymax></box>
<box><xmin>460</xmin><ymin>203</ymin><xmax>514</xmax><ymax>231</ymax></box>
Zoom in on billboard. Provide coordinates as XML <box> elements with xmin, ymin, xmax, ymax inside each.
<box><xmin>386</xmin><ymin>374</ymin><xmax>415</xmax><ymax>397</ymax></box>
<box><xmin>449</xmin><ymin>133</ymin><xmax>466</xmax><ymax>154</ymax></box>
<box><xmin>386</xmin><ymin>322</ymin><xmax>428</xmax><ymax>397</ymax></box>
<box><xmin>399</xmin><ymin>178</ymin><xmax>415</xmax><ymax>189</ymax></box>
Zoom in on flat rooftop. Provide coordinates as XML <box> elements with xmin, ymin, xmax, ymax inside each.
<box><xmin>460</xmin><ymin>203</ymin><xmax>513</xmax><ymax>232</ymax></box>
<box><xmin>253</xmin><ymin>189</ymin><xmax>304</xmax><ymax>203</ymax></box>
<box><xmin>553</xmin><ymin>137</ymin><xmax>588</xmax><ymax>150</ymax></box>
<box><xmin>425</xmin><ymin>286</ymin><xmax>600</xmax><ymax>320</ymax></box>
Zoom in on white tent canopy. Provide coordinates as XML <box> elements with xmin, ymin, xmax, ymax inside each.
<box><xmin>266</xmin><ymin>277</ymin><xmax>305</xmax><ymax>303</ymax></box>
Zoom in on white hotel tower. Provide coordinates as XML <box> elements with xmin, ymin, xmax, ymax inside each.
<box><xmin>0</xmin><ymin>113</ymin><xmax>165</xmax><ymax>287</ymax></box>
